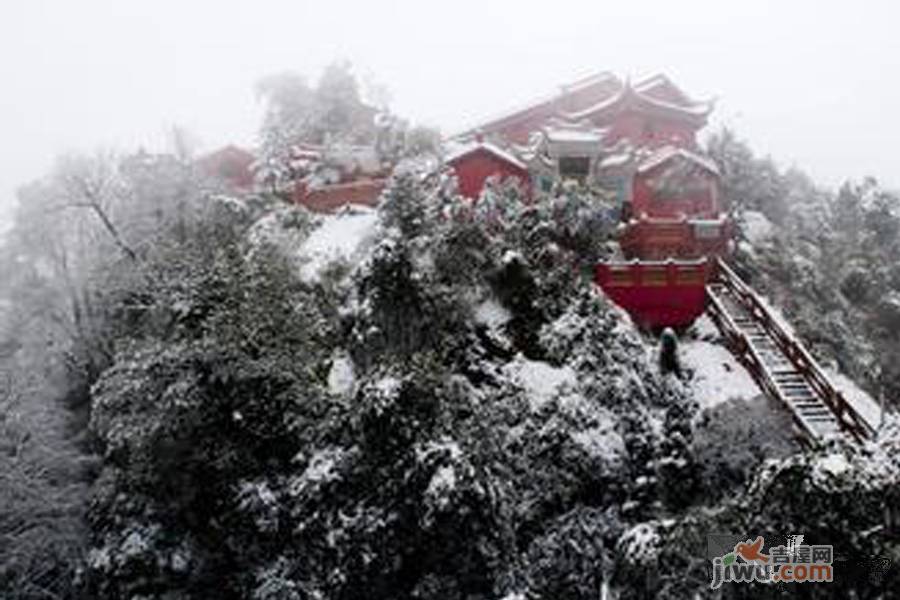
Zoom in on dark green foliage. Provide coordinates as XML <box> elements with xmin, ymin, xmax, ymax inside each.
<box><xmin>82</xmin><ymin>216</ymin><xmax>335</xmax><ymax>598</ymax></box>
<box><xmin>654</xmin><ymin>387</ymin><xmax>700</xmax><ymax>512</ymax></box>
<box><xmin>692</xmin><ymin>396</ymin><xmax>799</xmax><ymax>501</ymax></box>
<box><xmin>276</xmin><ymin>362</ymin><xmax>518</xmax><ymax>600</ymax></box>
<box><xmin>840</xmin><ymin>267</ymin><xmax>872</xmax><ymax>304</ymax></box>
<box><xmin>378</xmin><ymin>172</ymin><xmax>433</xmax><ymax>239</ymax></box>
<box><xmin>351</xmin><ymin>236</ymin><xmax>469</xmax><ymax>368</ymax></box>
<box><xmin>726</xmin><ymin>447</ymin><xmax>900</xmax><ymax>599</ymax></box>
<box><xmin>6</xmin><ymin>123</ymin><xmax>900</xmax><ymax>600</ymax></box>
<box><xmin>523</xmin><ymin>507</ymin><xmax>618</xmax><ymax>600</ymax></box>
<box><xmin>432</xmin><ymin>220</ymin><xmax>497</xmax><ymax>287</ymax></box>
<box><xmin>489</xmin><ymin>251</ymin><xmax>544</xmax><ymax>358</ymax></box>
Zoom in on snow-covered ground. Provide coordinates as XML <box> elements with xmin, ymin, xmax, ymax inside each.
<box><xmin>681</xmin><ymin>314</ymin><xmax>883</xmax><ymax>432</ymax></box>
<box><xmin>571</xmin><ymin>420</ymin><xmax>626</xmax><ymax>461</ymax></box>
<box><xmin>681</xmin><ymin>315</ymin><xmax>762</xmax><ymax>409</ymax></box>
<box><xmin>327</xmin><ymin>349</ymin><xmax>356</xmax><ymax>397</ymax></box>
<box><xmin>502</xmin><ymin>353</ymin><xmax>578</xmax><ymax>411</ymax></box>
<box><xmin>473</xmin><ymin>297</ymin><xmax>511</xmax><ymax>330</ymax></box>
<box><xmin>827</xmin><ymin>369</ymin><xmax>883</xmax><ymax>431</ymax></box>
<box><xmin>741</xmin><ymin>210</ymin><xmax>774</xmax><ymax>244</ymax></box>
<box><xmin>298</xmin><ymin>206</ymin><xmax>379</xmax><ymax>282</ymax></box>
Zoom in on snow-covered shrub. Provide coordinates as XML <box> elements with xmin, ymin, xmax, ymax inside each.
<box><xmin>378</xmin><ymin>171</ymin><xmax>434</xmax><ymax>240</ymax></box>
<box><xmin>432</xmin><ymin>218</ymin><xmax>498</xmax><ymax>288</ymax></box>
<box><xmin>522</xmin><ymin>507</ymin><xmax>619</xmax><ymax>600</ymax></box>
<box><xmin>692</xmin><ymin>396</ymin><xmax>799</xmax><ymax>500</ymax></box>
<box><xmin>351</xmin><ymin>236</ymin><xmax>469</xmax><ymax>368</ymax></box>
<box><xmin>840</xmin><ymin>265</ymin><xmax>873</xmax><ymax>304</ymax></box>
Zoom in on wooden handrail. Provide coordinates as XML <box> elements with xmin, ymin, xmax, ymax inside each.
<box><xmin>712</xmin><ymin>259</ymin><xmax>875</xmax><ymax>442</ymax></box>
<box><xmin>705</xmin><ymin>284</ymin><xmax>822</xmax><ymax>443</ymax></box>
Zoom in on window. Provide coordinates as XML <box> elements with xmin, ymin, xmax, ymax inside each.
<box><xmin>558</xmin><ymin>156</ymin><xmax>590</xmax><ymax>179</ymax></box>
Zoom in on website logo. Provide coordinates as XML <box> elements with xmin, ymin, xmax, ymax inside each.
<box><xmin>709</xmin><ymin>535</ymin><xmax>833</xmax><ymax>589</ymax></box>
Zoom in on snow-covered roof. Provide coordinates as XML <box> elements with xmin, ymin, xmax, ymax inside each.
<box><xmin>633</xmin><ymin>73</ymin><xmax>670</xmax><ymax>92</ymax></box>
<box><xmin>453</xmin><ymin>92</ymin><xmax>560</xmax><ymax>140</ymax></box>
<box><xmin>636</xmin><ymin>146</ymin><xmax>720</xmax><ymax>175</ymax></box>
<box><xmin>559</xmin><ymin>71</ymin><xmax>618</xmax><ymax>93</ymax></box>
<box><xmin>565</xmin><ymin>81</ymin><xmax>712</xmax><ymax>121</ymax></box>
<box><xmin>445</xmin><ymin>141</ymin><xmax>528</xmax><ymax>171</ymax></box>
<box><xmin>633</xmin><ymin>73</ymin><xmax>684</xmax><ymax>97</ymax></box>
<box><xmin>563</xmin><ymin>88</ymin><xmax>627</xmax><ymax>121</ymax></box>
<box><xmin>544</xmin><ymin>127</ymin><xmax>605</xmax><ymax>144</ymax></box>
<box><xmin>452</xmin><ymin>72</ymin><xmax>621</xmax><ymax>139</ymax></box>
<box><xmin>453</xmin><ymin>71</ymin><xmax>712</xmax><ymax>142</ymax></box>
<box><xmin>599</xmin><ymin>151</ymin><xmax>634</xmax><ymax>169</ymax></box>
<box><xmin>635</xmin><ymin>91</ymin><xmax>713</xmax><ymax>116</ymax></box>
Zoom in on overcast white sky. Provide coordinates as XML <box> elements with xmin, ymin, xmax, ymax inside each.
<box><xmin>2</xmin><ymin>0</ymin><xmax>899</xmax><ymax>225</ymax></box>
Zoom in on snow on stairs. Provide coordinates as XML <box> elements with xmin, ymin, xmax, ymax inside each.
<box><xmin>705</xmin><ymin>261</ymin><xmax>874</xmax><ymax>446</ymax></box>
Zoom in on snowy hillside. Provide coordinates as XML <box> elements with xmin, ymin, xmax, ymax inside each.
<box><xmin>681</xmin><ymin>315</ymin><xmax>761</xmax><ymax>409</ymax></box>
<box><xmin>298</xmin><ymin>205</ymin><xmax>379</xmax><ymax>282</ymax></box>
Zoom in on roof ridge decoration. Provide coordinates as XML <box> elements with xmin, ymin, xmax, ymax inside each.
<box><xmin>564</xmin><ymin>80</ymin><xmax>712</xmax><ymax>122</ymax></box>
<box><xmin>636</xmin><ymin>145</ymin><xmax>720</xmax><ymax>175</ymax></box>
<box><xmin>453</xmin><ymin>71</ymin><xmax>623</xmax><ymax>139</ymax></box>
<box><xmin>559</xmin><ymin>71</ymin><xmax>618</xmax><ymax>93</ymax></box>
<box><xmin>453</xmin><ymin>71</ymin><xmax>713</xmax><ymax>141</ymax></box>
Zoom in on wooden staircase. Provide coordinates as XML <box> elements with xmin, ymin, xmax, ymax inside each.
<box><xmin>706</xmin><ymin>260</ymin><xmax>875</xmax><ymax>445</ymax></box>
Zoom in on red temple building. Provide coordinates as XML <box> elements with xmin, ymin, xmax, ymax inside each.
<box><xmin>448</xmin><ymin>72</ymin><xmax>730</xmax><ymax>328</ymax></box>
<box><xmin>454</xmin><ymin>72</ymin><xmax>711</xmax><ymax>148</ymax></box>
<box><xmin>197</xmin><ymin>145</ymin><xmax>256</xmax><ymax>190</ymax></box>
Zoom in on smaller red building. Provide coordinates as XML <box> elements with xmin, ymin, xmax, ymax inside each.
<box><xmin>622</xmin><ymin>146</ymin><xmax>729</xmax><ymax>260</ymax></box>
<box><xmin>445</xmin><ymin>140</ymin><xmax>531</xmax><ymax>199</ymax></box>
<box><xmin>631</xmin><ymin>146</ymin><xmax>720</xmax><ymax>219</ymax></box>
<box><xmin>447</xmin><ymin>72</ymin><xmax>726</xmax><ymax>329</ymax></box>
<box><xmin>197</xmin><ymin>145</ymin><xmax>256</xmax><ymax>189</ymax></box>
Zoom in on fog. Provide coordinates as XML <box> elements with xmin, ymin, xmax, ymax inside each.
<box><xmin>2</xmin><ymin>0</ymin><xmax>899</xmax><ymax>225</ymax></box>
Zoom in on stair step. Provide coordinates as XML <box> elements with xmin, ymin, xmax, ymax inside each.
<box><xmin>706</xmin><ymin>269</ymin><xmax>859</xmax><ymax>445</ymax></box>
<box><xmin>805</xmin><ymin>417</ymin><xmax>839</xmax><ymax>424</ymax></box>
<box><xmin>798</xmin><ymin>407</ymin><xmax>833</xmax><ymax>416</ymax></box>
<box><xmin>784</xmin><ymin>394</ymin><xmax>818</xmax><ymax>402</ymax></box>
<box><xmin>783</xmin><ymin>387</ymin><xmax>814</xmax><ymax>394</ymax></box>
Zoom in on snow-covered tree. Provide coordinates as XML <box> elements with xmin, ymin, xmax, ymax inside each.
<box><xmin>256</xmin><ymin>62</ymin><xmax>378</xmax><ymax>178</ymax></box>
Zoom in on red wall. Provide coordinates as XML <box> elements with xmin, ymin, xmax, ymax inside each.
<box><xmin>449</xmin><ymin>149</ymin><xmax>531</xmax><ymax>199</ymax></box>
<box><xmin>619</xmin><ymin>218</ymin><xmax>731</xmax><ymax>260</ymax></box>
<box><xmin>594</xmin><ymin>261</ymin><xmax>711</xmax><ymax>329</ymax></box>
<box><xmin>294</xmin><ymin>179</ymin><xmax>386</xmax><ymax>213</ymax></box>
<box><xmin>198</xmin><ymin>146</ymin><xmax>255</xmax><ymax>189</ymax></box>
<box><xmin>631</xmin><ymin>162</ymin><xmax>719</xmax><ymax>219</ymax></box>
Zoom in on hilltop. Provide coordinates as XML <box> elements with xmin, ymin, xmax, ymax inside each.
<box><xmin>1</xmin><ymin>67</ymin><xmax>900</xmax><ymax>599</ymax></box>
